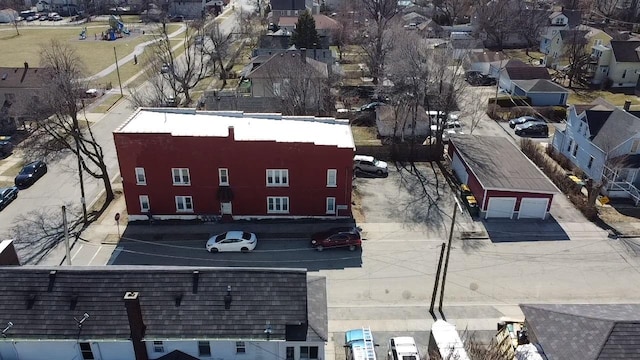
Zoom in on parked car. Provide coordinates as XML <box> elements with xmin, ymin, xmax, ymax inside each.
<box><xmin>0</xmin><ymin>187</ymin><xmax>18</xmax><ymax>210</ymax></box>
<box><xmin>354</xmin><ymin>155</ymin><xmax>388</xmax><ymax>175</ymax></box>
<box><xmin>430</xmin><ymin>120</ymin><xmax>462</xmax><ymax>134</ymax></box>
<box><xmin>442</xmin><ymin>129</ymin><xmax>465</xmax><ymax>143</ymax></box>
<box><xmin>14</xmin><ymin>160</ymin><xmax>48</xmax><ymax>188</ymax></box>
<box><xmin>515</xmin><ymin>121</ymin><xmax>549</xmax><ymax>137</ymax></box>
<box><xmin>465</xmin><ymin>71</ymin><xmax>496</xmax><ymax>86</ymax></box>
<box><xmin>358</xmin><ymin>102</ymin><xmax>385</xmax><ymax>112</ymax></box>
<box><xmin>0</xmin><ymin>141</ymin><xmax>13</xmax><ymax>157</ymax></box>
<box><xmin>509</xmin><ymin>115</ymin><xmax>542</xmax><ymax>129</ymax></box>
<box><xmin>387</xmin><ymin>336</ymin><xmax>420</xmax><ymax>360</ymax></box>
<box><xmin>311</xmin><ymin>227</ymin><xmax>362</xmax><ymax>251</ymax></box>
<box><xmin>205</xmin><ymin>231</ymin><xmax>257</xmax><ymax>253</ymax></box>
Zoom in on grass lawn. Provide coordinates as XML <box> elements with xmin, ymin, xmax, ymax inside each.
<box><xmin>504</xmin><ymin>49</ymin><xmax>545</xmax><ymax>65</ymax></box>
<box><xmin>568</xmin><ymin>90</ymin><xmax>640</xmax><ymax>106</ymax></box>
<box><xmin>351</xmin><ymin>126</ymin><xmax>378</xmax><ymax>142</ymax></box>
<box><xmin>0</xmin><ymin>159</ymin><xmax>25</xmax><ymax>185</ymax></box>
<box><xmin>0</xmin><ymin>24</ymin><xmax>181</xmax><ymax>77</ymax></box>
<box><xmin>92</xmin><ymin>94</ymin><xmax>123</xmax><ymax>113</ymax></box>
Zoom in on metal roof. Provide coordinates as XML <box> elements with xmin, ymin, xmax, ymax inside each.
<box><xmin>450</xmin><ymin>135</ymin><xmax>558</xmax><ymax>193</ymax></box>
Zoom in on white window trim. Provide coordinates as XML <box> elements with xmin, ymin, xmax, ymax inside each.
<box><xmin>175</xmin><ymin>196</ymin><xmax>194</xmax><ymax>212</ymax></box>
<box><xmin>327</xmin><ymin>169</ymin><xmax>337</xmax><ymax>187</ymax></box>
<box><xmin>135</xmin><ymin>167</ymin><xmax>146</xmax><ymax>185</ymax></box>
<box><xmin>153</xmin><ymin>341</ymin><xmax>164</xmax><ymax>353</ymax></box>
<box><xmin>236</xmin><ymin>341</ymin><xmax>246</xmax><ymax>354</ymax></box>
<box><xmin>266</xmin><ymin>169</ymin><xmax>289</xmax><ymax>187</ymax></box>
<box><xmin>326</xmin><ymin>197</ymin><xmax>336</xmax><ymax>214</ymax></box>
<box><xmin>139</xmin><ymin>195</ymin><xmax>150</xmax><ymax>212</ymax></box>
<box><xmin>267</xmin><ymin>196</ymin><xmax>290</xmax><ymax>213</ymax></box>
<box><xmin>172</xmin><ymin>168</ymin><xmax>191</xmax><ymax>186</ymax></box>
<box><xmin>572</xmin><ymin>144</ymin><xmax>579</xmax><ymax>157</ymax></box>
<box><xmin>219</xmin><ymin>168</ymin><xmax>229</xmax><ymax>186</ymax></box>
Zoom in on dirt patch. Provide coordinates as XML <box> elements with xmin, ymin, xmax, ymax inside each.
<box><xmin>351</xmin><ymin>187</ymin><xmax>366</xmax><ymax>223</ymax></box>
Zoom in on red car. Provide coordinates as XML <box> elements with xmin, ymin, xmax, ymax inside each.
<box><xmin>311</xmin><ymin>227</ymin><xmax>362</xmax><ymax>251</ymax></box>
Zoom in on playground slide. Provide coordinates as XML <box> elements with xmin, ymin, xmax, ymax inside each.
<box><xmin>117</xmin><ymin>20</ymin><xmax>130</xmax><ymax>35</ymax></box>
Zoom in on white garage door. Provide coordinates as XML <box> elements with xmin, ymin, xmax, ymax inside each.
<box><xmin>486</xmin><ymin>197</ymin><xmax>516</xmax><ymax>219</ymax></box>
<box><xmin>518</xmin><ymin>198</ymin><xmax>549</xmax><ymax>219</ymax></box>
<box><xmin>451</xmin><ymin>153</ymin><xmax>468</xmax><ymax>184</ymax></box>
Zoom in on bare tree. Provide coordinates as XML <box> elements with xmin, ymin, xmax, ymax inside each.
<box><xmin>8</xmin><ymin>10</ymin><xmax>19</xmax><ymax>36</ymax></box>
<box><xmin>594</xmin><ymin>0</ymin><xmax>622</xmax><ymax>21</ymax></box>
<box><xmin>518</xmin><ymin>8</ymin><xmax>550</xmax><ymax>50</ymax></box>
<box><xmin>432</xmin><ymin>0</ymin><xmax>472</xmax><ymax>25</ymax></box>
<box><xmin>23</xmin><ymin>40</ymin><xmax>114</xmax><ymax>210</ymax></box>
<box><xmin>203</xmin><ymin>22</ymin><xmax>236</xmax><ymax>87</ymax></box>
<box><xmin>152</xmin><ymin>22</ymin><xmax>211</xmax><ymax>106</ymax></box>
<box><xmin>473</xmin><ymin>0</ymin><xmax>519</xmax><ymax>50</ymax></box>
<box><xmin>358</xmin><ymin>0</ymin><xmax>398</xmax><ymax>84</ymax></box>
<box><xmin>562</xmin><ymin>29</ymin><xmax>590</xmax><ymax>88</ymax></box>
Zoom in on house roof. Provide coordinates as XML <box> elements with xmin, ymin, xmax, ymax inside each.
<box><xmin>256</xmin><ymin>34</ymin><xmax>329</xmax><ymax>50</ymax></box>
<box><xmin>559</xmin><ymin>29</ymin><xmax>589</xmax><ymax>43</ymax></box>
<box><xmin>450</xmin><ymin>38</ymin><xmax>484</xmax><ymax>50</ymax></box>
<box><xmin>503</xmin><ymin>64</ymin><xmax>551</xmax><ymax>80</ymax></box>
<box><xmin>375</xmin><ymin>105</ymin><xmax>431</xmax><ymax>137</ymax></box>
<box><xmin>467</xmin><ymin>51</ymin><xmax>508</xmax><ymax>64</ymax></box>
<box><xmin>0</xmin><ymin>266</ymin><xmax>326</xmax><ymax>341</ymax></box>
<box><xmin>402</xmin><ymin>12</ymin><xmax>428</xmax><ymax>23</ymax></box>
<box><xmin>115</xmin><ymin>108</ymin><xmax>354</xmax><ymax>149</ymax></box>
<box><xmin>450</xmin><ymin>135</ymin><xmax>558</xmax><ymax>193</ymax></box>
<box><xmin>269</xmin><ymin>0</ymin><xmax>305</xmax><ymax>10</ymax></box>
<box><xmin>512</xmin><ymin>79</ymin><xmax>568</xmax><ymax>93</ymax></box>
<box><xmin>521</xmin><ymin>304</ymin><xmax>640</xmax><ymax>360</ymax></box>
<box><xmin>610</xmin><ymin>40</ymin><xmax>640</xmax><ymax>62</ymax></box>
<box><xmin>278</xmin><ymin>14</ymin><xmax>341</xmax><ymax>30</ymax></box>
<box><xmin>549</xmin><ymin>9</ymin><xmax>582</xmax><ymax>27</ymax></box>
<box><xmin>591</xmin><ymin>108</ymin><xmax>640</xmax><ymax>150</ymax></box>
<box><xmin>0</xmin><ymin>66</ymin><xmax>47</xmax><ymax>89</ymax></box>
<box><xmin>246</xmin><ymin>50</ymin><xmax>328</xmax><ymax>78</ymax></box>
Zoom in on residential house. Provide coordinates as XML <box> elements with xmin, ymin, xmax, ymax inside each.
<box><xmin>0</xmin><ymin>265</ymin><xmax>328</xmax><ymax>360</ymax></box>
<box><xmin>520</xmin><ymin>303</ymin><xmax>640</xmax><ymax>359</ymax></box>
<box><xmin>169</xmin><ymin>0</ymin><xmax>205</xmax><ymax>18</ymax></box>
<box><xmin>447</xmin><ymin>32</ymin><xmax>484</xmax><ymax>60</ymax></box>
<box><xmin>0</xmin><ymin>63</ymin><xmax>48</xmax><ymax>135</ymax></box>
<box><xmin>449</xmin><ymin>135</ymin><xmax>558</xmax><ymax>219</ymax></box>
<box><xmin>539</xmin><ymin>9</ymin><xmax>582</xmax><ymax>57</ymax></box>
<box><xmin>253</xmin><ymin>34</ymin><xmax>333</xmax><ymax>64</ymax></box>
<box><xmin>113</xmin><ymin>108</ymin><xmax>354</xmax><ymax>221</ymax></box>
<box><xmin>552</xmin><ymin>98</ymin><xmax>640</xmax><ymax>203</ymax></box>
<box><xmin>269</xmin><ymin>0</ymin><xmax>317</xmax><ymax>22</ymax></box>
<box><xmin>278</xmin><ymin>14</ymin><xmax>341</xmax><ymax>38</ymax></box>
<box><xmin>492</xmin><ymin>59</ymin><xmax>551</xmax><ymax>92</ymax></box>
<box><xmin>244</xmin><ymin>49</ymin><xmax>329</xmax><ymax>113</ymax></box>
<box><xmin>512</xmin><ymin>79</ymin><xmax>569</xmax><ymax>106</ymax></box>
<box><xmin>375</xmin><ymin>105</ymin><xmax>431</xmax><ymax>142</ymax></box>
<box><xmin>541</xmin><ymin>28</ymin><xmax>589</xmax><ymax>68</ymax></box>
<box><xmin>588</xmin><ymin>40</ymin><xmax>640</xmax><ymax>88</ymax></box>
<box><xmin>465</xmin><ymin>50</ymin><xmax>508</xmax><ymax>75</ymax></box>
<box><xmin>416</xmin><ymin>19</ymin><xmax>444</xmax><ymax>38</ymax></box>
<box><xmin>402</xmin><ymin>11</ymin><xmax>428</xmax><ymax>25</ymax></box>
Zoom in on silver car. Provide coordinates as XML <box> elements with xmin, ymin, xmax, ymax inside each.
<box><xmin>354</xmin><ymin>155</ymin><xmax>388</xmax><ymax>175</ymax></box>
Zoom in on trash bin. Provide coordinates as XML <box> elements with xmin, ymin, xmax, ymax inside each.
<box><xmin>466</xmin><ymin>195</ymin><xmax>480</xmax><ymax>218</ymax></box>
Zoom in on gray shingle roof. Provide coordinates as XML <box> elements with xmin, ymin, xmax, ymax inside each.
<box><xmin>521</xmin><ymin>304</ymin><xmax>640</xmax><ymax>360</ymax></box>
<box><xmin>0</xmin><ymin>66</ymin><xmax>48</xmax><ymax>89</ymax></box>
<box><xmin>0</xmin><ymin>266</ymin><xmax>321</xmax><ymax>341</ymax></box>
<box><xmin>450</xmin><ymin>135</ymin><xmax>558</xmax><ymax>193</ymax></box>
<box><xmin>610</xmin><ymin>40</ymin><xmax>640</xmax><ymax>62</ymax></box>
<box><xmin>467</xmin><ymin>51</ymin><xmax>508</xmax><ymax>64</ymax></box>
<box><xmin>512</xmin><ymin>79</ymin><xmax>568</xmax><ymax>93</ymax></box>
<box><xmin>590</xmin><ymin>108</ymin><xmax>640</xmax><ymax>150</ymax></box>
<box><xmin>269</xmin><ymin>0</ymin><xmax>305</xmax><ymax>10</ymax></box>
<box><xmin>504</xmin><ymin>65</ymin><xmax>551</xmax><ymax>80</ymax></box>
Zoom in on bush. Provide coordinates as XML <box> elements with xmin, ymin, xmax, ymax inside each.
<box><xmin>488</xmin><ymin>96</ymin><xmax>531</xmax><ymax>107</ymax></box>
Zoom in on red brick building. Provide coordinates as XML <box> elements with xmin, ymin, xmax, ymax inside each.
<box><xmin>114</xmin><ymin>109</ymin><xmax>355</xmax><ymax>221</ymax></box>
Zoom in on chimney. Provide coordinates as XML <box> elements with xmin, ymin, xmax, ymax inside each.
<box><xmin>300</xmin><ymin>48</ymin><xmax>307</xmax><ymax>63</ymax></box>
<box><xmin>48</xmin><ymin>270</ymin><xmax>57</xmax><ymax>292</ymax></box>
<box><xmin>192</xmin><ymin>271</ymin><xmax>199</xmax><ymax>294</ymax></box>
<box><xmin>224</xmin><ymin>285</ymin><xmax>232</xmax><ymax>310</ymax></box>
<box><xmin>228</xmin><ymin>126</ymin><xmax>235</xmax><ymax>140</ymax></box>
<box><xmin>124</xmin><ymin>292</ymin><xmax>149</xmax><ymax>360</ymax></box>
<box><xmin>624</xmin><ymin>100</ymin><xmax>632</xmax><ymax>111</ymax></box>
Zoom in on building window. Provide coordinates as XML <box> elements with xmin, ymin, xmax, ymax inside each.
<box><xmin>632</xmin><ymin>139</ymin><xmax>640</xmax><ymax>153</ymax></box>
<box><xmin>300</xmin><ymin>346</ymin><xmax>319</xmax><ymax>360</ymax></box>
<box><xmin>326</xmin><ymin>197</ymin><xmax>336</xmax><ymax>214</ymax></box>
<box><xmin>267</xmin><ymin>196</ymin><xmax>289</xmax><ymax>213</ymax></box>
<box><xmin>266</xmin><ymin>169</ymin><xmax>289</xmax><ymax>186</ymax></box>
<box><xmin>135</xmin><ymin>167</ymin><xmax>146</xmax><ymax>185</ymax></box>
<box><xmin>219</xmin><ymin>168</ymin><xmax>229</xmax><ymax>185</ymax></box>
<box><xmin>198</xmin><ymin>341</ymin><xmax>211</xmax><ymax>357</ymax></box>
<box><xmin>572</xmin><ymin>144</ymin><xmax>579</xmax><ymax>157</ymax></box>
<box><xmin>567</xmin><ymin>139</ymin><xmax>573</xmax><ymax>152</ymax></box>
<box><xmin>327</xmin><ymin>169</ymin><xmax>337</xmax><ymax>187</ymax></box>
<box><xmin>236</xmin><ymin>341</ymin><xmax>246</xmax><ymax>354</ymax></box>
<box><xmin>273</xmin><ymin>82</ymin><xmax>281</xmax><ymax>95</ymax></box>
<box><xmin>172</xmin><ymin>168</ymin><xmax>190</xmax><ymax>185</ymax></box>
<box><xmin>80</xmin><ymin>343</ymin><xmax>94</xmax><ymax>360</ymax></box>
<box><xmin>286</xmin><ymin>347</ymin><xmax>295</xmax><ymax>360</ymax></box>
<box><xmin>588</xmin><ymin>156</ymin><xmax>594</xmax><ymax>169</ymax></box>
<box><xmin>577</xmin><ymin>122</ymin><xmax>582</xmax><ymax>133</ymax></box>
<box><xmin>153</xmin><ymin>341</ymin><xmax>165</xmax><ymax>353</ymax></box>
<box><xmin>139</xmin><ymin>195</ymin><xmax>150</xmax><ymax>212</ymax></box>
<box><xmin>176</xmin><ymin>196</ymin><xmax>194</xmax><ymax>212</ymax></box>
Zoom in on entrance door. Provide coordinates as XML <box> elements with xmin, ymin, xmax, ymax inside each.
<box><xmin>221</xmin><ymin>202</ymin><xmax>232</xmax><ymax>215</ymax></box>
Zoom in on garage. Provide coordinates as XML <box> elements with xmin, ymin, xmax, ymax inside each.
<box><xmin>451</xmin><ymin>153</ymin><xmax>469</xmax><ymax>184</ymax></box>
<box><xmin>448</xmin><ymin>135</ymin><xmax>558</xmax><ymax>220</ymax></box>
<box><xmin>518</xmin><ymin>198</ymin><xmax>549</xmax><ymax>219</ymax></box>
<box><xmin>486</xmin><ymin>197</ymin><xmax>516</xmax><ymax>219</ymax></box>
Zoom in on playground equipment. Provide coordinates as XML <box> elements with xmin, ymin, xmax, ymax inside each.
<box><xmin>79</xmin><ymin>27</ymin><xmax>87</xmax><ymax>40</ymax></box>
<box><xmin>103</xmin><ymin>15</ymin><xmax>130</xmax><ymax>41</ymax></box>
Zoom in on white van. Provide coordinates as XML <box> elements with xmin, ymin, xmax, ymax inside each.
<box><xmin>387</xmin><ymin>337</ymin><xmax>420</xmax><ymax>360</ymax></box>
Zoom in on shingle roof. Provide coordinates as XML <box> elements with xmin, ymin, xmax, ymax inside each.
<box><xmin>269</xmin><ymin>0</ymin><xmax>305</xmax><ymax>10</ymax></box>
<box><xmin>549</xmin><ymin>9</ymin><xmax>582</xmax><ymax>27</ymax></box>
<box><xmin>256</xmin><ymin>34</ymin><xmax>329</xmax><ymax>50</ymax></box>
<box><xmin>610</xmin><ymin>40</ymin><xmax>640</xmax><ymax>62</ymax></box>
<box><xmin>246</xmin><ymin>50</ymin><xmax>328</xmax><ymax>79</ymax></box>
<box><xmin>504</xmin><ymin>65</ymin><xmax>551</xmax><ymax>80</ymax></box>
<box><xmin>591</xmin><ymin>108</ymin><xmax>640</xmax><ymax>150</ymax></box>
<box><xmin>512</xmin><ymin>79</ymin><xmax>568</xmax><ymax>93</ymax></box>
<box><xmin>0</xmin><ymin>266</ymin><xmax>321</xmax><ymax>341</ymax></box>
<box><xmin>278</xmin><ymin>14</ymin><xmax>341</xmax><ymax>30</ymax></box>
<box><xmin>559</xmin><ymin>29</ymin><xmax>589</xmax><ymax>43</ymax></box>
<box><xmin>521</xmin><ymin>304</ymin><xmax>640</xmax><ymax>360</ymax></box>
<box><xmin>0</xmin><ymin>66</ymin><xmax>48</xmax><ymax>89</ymax></box>
<box><xmin>375</xmin><ymin>104</ymin><xmax>431</xmax><ymax>137</ymax></box>
<box><xmin>467</xmin><ymin>51</ymin><xmax>508</xmax><ymax>64</ymax></box>
<box><xmin>450</xmin><ymin>135</ymin><xmax>558</xmax><ymax>193</ymax></box>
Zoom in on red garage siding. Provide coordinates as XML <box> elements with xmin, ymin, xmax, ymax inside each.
<box><xmin>483</xmin><ymin>190</ymin><xmax>553</xmax><ymax>211</ymax></box>
<box><xmin>114</xmin><ymin>128</ymin><xmax>354</xmax><ymax>220</ymax></box>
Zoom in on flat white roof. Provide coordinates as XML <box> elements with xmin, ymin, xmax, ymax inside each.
<box><xmin>115</xmin><ymin>108</ymin><xmax>355</xmax><ymax>149</ymax></box>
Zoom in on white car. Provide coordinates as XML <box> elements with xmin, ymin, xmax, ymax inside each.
<box><xmin>387</xmin><ymin>337</ymin><xmax>420</xmax><ymax>360</ymax></box>
<box><xmin>205</xmin><ymin>231</ymin><xmax>257</xmax><ymax>253</ymax></box>
<box><xmin>354</xmin><ymin>155</ymin><xmax>388</xmax><ymax>175</ymax></box>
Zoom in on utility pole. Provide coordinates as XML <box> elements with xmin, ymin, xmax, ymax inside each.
<box><xmin>114</xmin><ymin>46</ymin><xmax>123</xmax><ymax>97</ymax></box>
<box><xmin>62</xmin><ymin>206</ymin><xmax>71</xmax><ymax>265</ymax></box>
<box><xmin>430</xmin><ymin>243</ymin><xmax>446</xmax><ymax>317</ymax></box>
<box><xmin>439</xmin><ymin>198</ymin><xmax>463</xmax><ymax>312</ymax></box>
<box><xmin>72</xmin><ymin>112</ymin><xmax>87</xmax><ymax>223</ymax></box>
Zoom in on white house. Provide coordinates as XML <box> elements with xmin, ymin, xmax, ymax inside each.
<box><xmin>588</xmin><ymin>40</ymin><xmax>640</xmax><ymax>88</ymax></box>
<box><xmin>0</xmin><ymin>265</ymin><xmax>328</xmax><ymax>360</ymax></box>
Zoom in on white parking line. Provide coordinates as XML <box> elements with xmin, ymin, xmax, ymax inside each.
<box><xmin>87</xmin><ymin>245</ymin><xmax>103</xmax><ymax>265</ymax></box>
<box><xmin>70</xmin><ymin>244</ymin><xmax>84</xmax><ymax>262</ymax></box>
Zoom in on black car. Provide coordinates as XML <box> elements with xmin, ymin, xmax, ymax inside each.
<box><xmin>515</xmin><ymin>121</ymin><xmax>549</xmax><ymax>137</ymax></box>
<box><xmin>358</xmin><ymin>102</ymin><xmax>385</xmax><ymax>112</ymax></box>
<box><xmin>465</xmin><ymin>71</ymin><xmax>496</xmax><ymax>86</ymax></box>
<box><xmin>14</xmin><ymin>160</ymin><xmax>48</xmax><ymax>188</ymax></box>
<box><xmin>509</xmin><ymin>115</ymin><xmax>542</xmax><ymax>129</ymax></box>
<box><xmin>0</xmin><ymin>187</ymin><xmax>18</xmax><ymax>210</ymax></box>
<box><xmin>0</xmin><ymin>141</ymin><xmax>13</xmax><ymax>157</ymax></box>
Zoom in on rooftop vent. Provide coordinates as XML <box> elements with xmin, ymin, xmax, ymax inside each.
<box><xmin>175</xmin><ymin>294</ymin><xmax>183</xmax><ymax>307</ymax></box>
<box><xmin>224</xmin><ymin>285</ymin><xmax>232</xmax><ymax>310</ymax></box>
<box><xmin>192</xmin><ymin>271</ymin><xmax>199</xmax><ymax>294</ymax></box>
<box><xmin>69</xmin><ymin>294</ymin><xmax>79</xmax><ymax>310</ymax></box>
<box><xmin>26</xmin><ymin>294</ymin><xmax>36</xmax><ymax>310</ymax></box>
<box><xmin>47</xmin><ymin>270</ymin><xmax>56</xmax><ymax>292</ymax></box>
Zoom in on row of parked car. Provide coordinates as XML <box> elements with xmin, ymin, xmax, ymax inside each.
<box><xmin>0</xmin><ymin>160</ymin><xmax>48</xmax><ymax>211</ymax></box>
<box><xmin>509</xmin><ymin>115</ymin><xmax>549</xmax><ymax>137</ymax></box>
